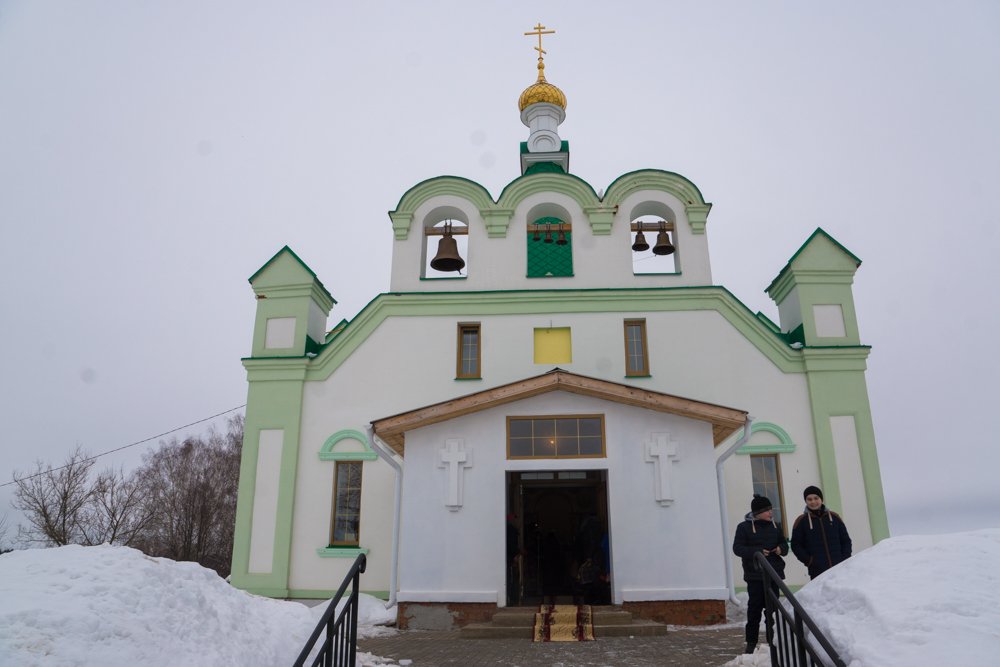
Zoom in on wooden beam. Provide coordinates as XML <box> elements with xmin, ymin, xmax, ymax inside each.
<box><xmin>371</xmin><ymin>370</ymin><xmax>747</xmax><ymax>454</ymax></box>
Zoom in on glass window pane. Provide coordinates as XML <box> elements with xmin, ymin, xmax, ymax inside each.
<box><xmin>579</xmin><ymin>418</ymin><xmax>602</xmax><ymax>437</ymax></box>
<box><xmin>579</xmin><ymin>436</ymin><xmax>603</xmax><ymax>455</ymax></box>
<box><xmin>555</xmin><ymin>437</ymin><xmax>578</xmax><ymax>456</ymax></box>
<box><xmin>534</xmin><ymin>419</ymin><xmax>555</xmax><ymax>438</ymax></box>
<box><xmin>555</xmin><ymin>418</ymin><xmax>577</xmax><ymax>436</ymax></box>
<box><xmin>533</xmin><ymin>437</ymin><xmax>556</xmax><ymax>457</ymax></box>
<box><xmin>509</xmin><ymin>419</ymin><xmax>532</xmax><ymax>438</ymax></box>
<box><xmin>509</xmin><ymin>439</ymin><xmax>533</xmax><ymax>457</ymax></box>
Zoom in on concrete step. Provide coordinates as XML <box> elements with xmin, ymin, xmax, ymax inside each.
<box><xmin>459</xmin><ymin>606</ymin><xmax>669</xmax><ymax>639</ymax></box>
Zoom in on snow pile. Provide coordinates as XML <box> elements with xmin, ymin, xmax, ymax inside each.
<box><xmin>0</xmin><ymin>544</ymin><xmax>395</xmax><ymax>667</ymax></box>
<box><xmin>724</xmin><ymin>528</ymin><xmax>1000</xmax><ymax>666</ymax></box>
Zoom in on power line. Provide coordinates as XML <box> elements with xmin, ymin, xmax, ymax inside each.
<box><xmin>1</xmin><ymin>404</ymin><xmax>246</xmax><ymax>488</ymax></box>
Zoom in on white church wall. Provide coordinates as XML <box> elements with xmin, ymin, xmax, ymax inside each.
<box><xmin>286</xmin><ymin>304</ymin><xmax>830</xmax><ymax>593</ymax></box>
<box><xmin>394</xmin><ymin>391</ymin><xmax>728</xmax><ymax>605</ymax></box>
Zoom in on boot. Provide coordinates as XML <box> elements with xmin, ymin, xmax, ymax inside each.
<box><xmin>744</xmin><ymin>642</ymin><xmax>756</xmax><ymax>654</ymax></box>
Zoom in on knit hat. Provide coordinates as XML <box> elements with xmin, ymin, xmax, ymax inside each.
<box><xmin>751</xmin><ymin>494</ymin><xmax>772</xmax><ymax>516</ymax></box>
<box><xmin>803</xmin><ymin>485</ymin><xmax>823</xmax><ymax>501</ymax></box>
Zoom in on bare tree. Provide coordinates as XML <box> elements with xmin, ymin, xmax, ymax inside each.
<box><xmin>133</xmin><ymin>414</ymin><xmax>243</xmax><ymax>575</ymax></box>
<box><xmin>78</xmin><ymin>466</ymin><xmax>157</xmax><ymax>547</ymax></box>
<box><xmin>12</xmin><ymin>446</ymin><xmax>94</xmax><ymax>546</ymax></box>
<box><xmin>0</xmin><ymin>513</ymin><xmax>11</xmax><ymax>553</ymax></box>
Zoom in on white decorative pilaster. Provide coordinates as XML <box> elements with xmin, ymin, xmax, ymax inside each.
<box><xmin>644</xmin><ymin>433</ymin><xmax>680</xmax><ymax>506</ymax></box>
<box><xmin>438</xmin><ymin>439</ymin><xmax>472</xmax><ymax>511</ymax></box>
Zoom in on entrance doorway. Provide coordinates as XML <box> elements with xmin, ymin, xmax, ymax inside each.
<box><xmin>505</xmin><ymin>470</ymin><xmax>611</xmax><ymax>607</ymax></box>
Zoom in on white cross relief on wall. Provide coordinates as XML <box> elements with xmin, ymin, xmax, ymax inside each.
<box><xmin>438</xmin><ymin>438</ymin><xmax>472</xmax><ymax>511</ymax></box>
<box><xmin>644</xmin><ymin>433</ymin><xmax>680</xmax><ymax>506</ymax></box>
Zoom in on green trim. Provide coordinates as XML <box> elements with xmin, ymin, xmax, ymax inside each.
<box><xmin>388</xmin><ymin>168</ymin><xmax>711</xmax><ymax>240</ymax></box>
<box><xmin>302</xmin><ymin>286</ymin><xmax>824</xmax><ymax>382</ymax></box>
<box><xmin>603</xmin><ymin>170</ymin><xmax>712</xmax><ymax>234</ymax></box>
<box><xmin>736</xmin><ymin>422</ymin><xmax>796</xmax><ymax>455</ymax></box>
<box><xmin>316</xmin><ymin>547</ymin><xmax>370</xmax><ymax>558</ymax></box>
<box><xmin>804</xmin><ymin>370</ymin><xmax>890</xmax><ymax>543</ymax></box>
<box><xmin>319</xmin><ymin>429</ymin><xmax>378</xmax><ymax>461</ymax></box>
<box><xmin>624</xmin><ymin>374</ymin><xmax>652</xmax><ymax>379</ymax></box>
<box><xmin>524</xmin><ymin>161</ymin><xmax>566</xmax><ymax>175</ymax></box>
<box><xmin>248</xmin><ymin>246</ymin><xmax>336</xmax><ymax>305</ymax></box>
<box><xmin>454</xmin><ymin>377</ymin><xmax>483</xmax><ymax>381</ymax></box>
<box><xmin>419</xmin><ymin>276</ymin><xmax>467</xmax><ymax>281</ymax></box>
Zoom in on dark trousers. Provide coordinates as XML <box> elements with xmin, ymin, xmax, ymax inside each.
<box><xmin>745</xmin><ymin>579</ymin><xmax>779</xmax><ymax>646</ymax></box>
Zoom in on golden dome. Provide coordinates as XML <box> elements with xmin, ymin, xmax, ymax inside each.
<box><xmin>518</xmin><ymin>62</ymin><xmax>567</xmax><ymax>112</ymax></box>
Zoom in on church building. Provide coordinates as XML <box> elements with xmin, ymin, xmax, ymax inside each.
<box><xmin>230</xmin><ymin>27</ymin><xmax>889</xmax><ymax>629</ymax></box>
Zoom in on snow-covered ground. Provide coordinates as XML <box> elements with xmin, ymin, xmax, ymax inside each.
<box><xmin>724</xmin><ymin>527</ymin><xmax>1000</xmax><ymax>666</ymax></box>
<box><xmin>0</xmin><ymin>545</ymin><xmax>397</xmax><ymax>666</ymax></box>
<box><xmin>2</xmin><ymin>529</ymin><xmax>999</xmax><ymax>666</ymax></box>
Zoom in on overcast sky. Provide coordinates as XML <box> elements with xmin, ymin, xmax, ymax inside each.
<box><xmin>1</xmin><ymin>1</ymin><xmax>997</xmax><ymax>542</ymax></box>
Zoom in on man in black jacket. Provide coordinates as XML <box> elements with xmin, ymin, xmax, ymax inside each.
<box><xmin>791</xmin><ymin>485</ymin><xmax>852</xmax><ymax>579</ymax></box>
<box><xmin>732</xmin><ymin>494</ymin><xmax>787</xmax><ymax>654</ymax></box>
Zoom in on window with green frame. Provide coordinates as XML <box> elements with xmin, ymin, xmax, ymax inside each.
<box><xmin>527</xmin><ymin>216</ymin><xmax>573</xmax><ymax>277</ymax></box>
<box><xmin>330</xmin><ymin>461</ymin><xmax>362</xmax><ymax>546</ymax></box>
<box><xmin>750</xmin><ymin>454</ymin><xmax>787</xmax><ymax>536</ymax></box>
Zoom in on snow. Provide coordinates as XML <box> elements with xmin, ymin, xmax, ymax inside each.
<box><xmin>3</xmin><ymin>530</ymin><xmax>1000</xmax><ymax>666</ymax></box>
<box><xmin>724</xmin><ymin>528</ymin><xmax>1000</xmax><ymax>666</ymax></box>
<box><xmin>0</xmin><ymin>545</ymin><xmax>397</xmax><ymax>666</ymax></box>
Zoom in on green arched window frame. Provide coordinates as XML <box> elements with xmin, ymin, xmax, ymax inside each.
<box><xmin>736</xmin><ymin>422</ymin><xmax>796</xmax><ymax>455</ymax></box>
<box><xmin>318</xmin><ymin>429</ymin><xmax>378</xmax><ymax>461</ymax></box>
<box><xmin>317</xmin><ymin>429</ymin><xmax>375</xmax><ymax>559</ymax></box>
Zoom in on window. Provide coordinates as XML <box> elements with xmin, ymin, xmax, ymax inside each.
<box><xmin>624</xmin><ymin>319</ymin><xmax>650</xmax><ymax>376</ymax></box>
<box><xmin>750</xmin><ymin>454</ymin><xmax>786</xmax><ymax>536</ymax></box>
<box><xmin>330</xmin><ymin>462</ymin><xmax>362</xmax><ymax>546</ymax></box>
<box><xmin>527</xmin><ymin>216</ymin><xmax>573</xmax><ymax>277</ymax></box>
<box><xmin>456</xmin><ymin>322</ymin><xmax>481</xmax><ymax>379</ymax></box>
<box><xmin>507</xmin><ymin>415</ymin><xmax>605</xmax><ymax>459</ymax></box>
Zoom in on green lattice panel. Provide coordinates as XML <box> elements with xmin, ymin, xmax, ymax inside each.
<box><xmin>527</xmin><ymin>223</ymin><xmax>573</xmax><ymax>278</ymax></box>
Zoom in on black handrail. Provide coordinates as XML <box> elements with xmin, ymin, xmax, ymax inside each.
<box><xmin>754</xmin><ymin>552</ymin><xmax>846</xmax><ymax>667</ymax></box>
<box><xmin>293</xmin><ymin>553</ymin><xmax>368</xmax><ymax>667</ymax></box>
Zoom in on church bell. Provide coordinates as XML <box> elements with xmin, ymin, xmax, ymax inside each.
<box><xmin>430</xmin><ymin>224</ymin><xmax>466</xmax><ymax>272</ymax></box>
<box><xmin>631</xmin><ymin>229</ymin><xmax>649</xmax><ymax>252</ymax></box>
<box><xmin>652</xmin><ymin>225</ymin><xmax>675</xmax><ymax>256</ymax></box>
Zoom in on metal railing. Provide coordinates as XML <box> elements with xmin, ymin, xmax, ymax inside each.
<box><xmin>754</xmin><ymin>552</ymin><xmax>846</xmax><ymax>667</ymax></box>
<box><xmin>293</xmin><ymin>553</ymin><xmax>367</xmax><ymax>667</ymax></box>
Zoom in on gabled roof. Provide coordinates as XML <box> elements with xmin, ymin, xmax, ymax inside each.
<box><xmin>766</xmin><ymin>228</ymin><xmax>862</xmax><ymax>296</ymax></box>
<box><xmin>248</xmin><ymin>245</ymin><xmax>336</xmax><ymax>305</ymax></box>
<box><xmin>370</xmin><ymin>369</ymin><xmax>748</xmax><ymax>455</ymax></box>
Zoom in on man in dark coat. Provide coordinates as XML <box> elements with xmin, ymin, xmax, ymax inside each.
<box><xmin>732</xmin><ymin>494</ymin><xmax>787</xmax><ymax>654</ymax></box>
<box><xmin>791</xmin><ymin>485</ymin><xmax>852</xmax><ymax>579</ymax></box>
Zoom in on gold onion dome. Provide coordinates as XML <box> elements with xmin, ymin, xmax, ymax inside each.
<box><xmin>518</xmin><ymin>62</ymin><xmax>567</xmax><ymax>112</ymax></box>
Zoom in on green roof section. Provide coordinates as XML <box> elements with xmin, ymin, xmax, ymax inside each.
<box><xmin>520</xmin><ymin>140</ymin><xmax>569</xmax><ymax>154</ymax></box>
<box><xmin>247</xmin><ymin>245</ymin><xmax>336</xmax><ymax>305</ymax></box>
<box><xmin>766</xmin><ymin>228</ymin><xmax>862</xmax><ymax>296</ymax></box>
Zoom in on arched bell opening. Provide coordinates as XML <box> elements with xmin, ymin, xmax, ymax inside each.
<box><xmin>628</xmin><ymin>204</ymin><xmax>679</xmax><ymax>275</ymax></box>
<box><xmin>423</xmin><ymin>210</ymin><xmax>469</xmax><ymax>279</ymax></box>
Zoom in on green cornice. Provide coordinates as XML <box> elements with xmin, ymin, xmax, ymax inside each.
<box><xmin>604</xmin><ymin>170</ymin><xmax>712</xmax><ymax>233</ymax></box>
<box><xmin>388</xmin><ymin>169</ymin><xmax>709</xmax><ymax>240</ymax></box>
<box><xmin>242</xmin><ymin>357</ymin><xmax>310</xmax><ymax>382</ymax></box>
<box><xmin>319</xmin><ymin>429</ymin><xmax>378</xmax><ymax>461</ymax></box>
<box><xmin>298</xmin><ymin>286</ymin><xmax>814</xmax><ymax>382</ymax></box>
<box><xmin>800</xmin><ymin>347</ymin><xmax>871</xmax><ymax>372</ymax></box>
<box><xmin>390</xmin><ymin>176</ymin><xmax>495</xmax><ymax>240</ymax></box>
<box><xmin>736</xmin><ymin>422</ymin><xmax>797</xmax><ymax>455</ymax></box>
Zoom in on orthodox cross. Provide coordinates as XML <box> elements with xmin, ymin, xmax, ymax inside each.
<box><xmin>645</xmin><ymin>433</ymin><xmax>680</xmax><ymax>506</ymax></box>
<box><xmin>524</xmin><ymin>23</ymin><xmax>555</xmax><ymax>63</ymax></box>
<box><xmin>439</xmin><ymin>439</ymin><xmax>472</xmax><ymax>511</ymax></box>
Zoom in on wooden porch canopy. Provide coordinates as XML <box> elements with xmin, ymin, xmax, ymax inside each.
<box><xmin>370</xmin><ymin>368</ymin><xmax>748</xmax><ymax>456</ymax></box>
